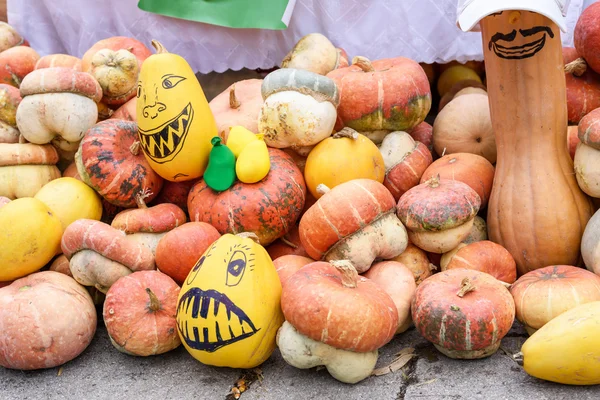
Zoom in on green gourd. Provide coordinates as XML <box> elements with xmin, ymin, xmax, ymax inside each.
<box><xmin>204</xmin><ymin>137</ymin><xmax>236</xmax><ymax>192</ymax></box>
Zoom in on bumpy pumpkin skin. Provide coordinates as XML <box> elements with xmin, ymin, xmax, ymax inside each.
<box><xmin>188</xmin><ymin>148</ymin><xmax>306</xmax><ymax>246</ymax></box>
<box><xmin>574</xmin><ymin>2</ymin><xmax>600</xmax><ymax>75</ymax></box>
<box><xmin>137</xmin><ymin>41</ymin><xmax>218</xmax><ymax>182</ymax></box>
<box><xmin>176</xmin><ymin>233</ymin><xmax>284</xmax><ymax>368</ymax></box>
<box><xmin>412</xmin><ymin>269</ymin><xmax>515</xmax><ymax>359</ymax></box>
<box><xmin>75</xmin><ymin>119</ymin><xmax>163</xmax><ymax>208</ymax></box>
<box><xmin>327</xmin><ymin>57</ymin><xmax>431</xmax><ymax>132</ymax></box>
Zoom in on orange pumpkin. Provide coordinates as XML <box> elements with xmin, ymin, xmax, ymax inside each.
<box><xmin>266</xmin><ymin>225</ymin><xmax>309</xmax><ymax>260</ymax></box>
<box><xmin>188</xmin><ymin>148</ymin><xmax>306</xmax><ymax>246</ymax></box>
<box><xmin>563</xmin><ymin>47</ymin><xmax>600</xmax><ymax>124</ymax></box>
<box><xmin>0</xmin><ymin>46</ymin><xmax>39</xmax><ymax>87</ymax></box>
<box><xmin>273</xmin><ymin>254</ymin><xmax>314</xmax><ymax>287</ymax></box>
<box><xmin>443</xmin><ymin>240</ymin><xmax>517</xmax><ymax>284</ymax></box>
<box><xmin>34</xmin><ymin>54</ymin><xmax>82</xmax><ymax>71</ymax></box>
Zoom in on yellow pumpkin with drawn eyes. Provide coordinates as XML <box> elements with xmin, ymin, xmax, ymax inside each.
<box><xmin>176</xmin><ymin>232</ymin><xmax>284</xmax><ymax>368</ymax></box>
<box><xmin>136</xmin><ymin>40</ymin><xmax>218</xmax><ymax>182</ymax></box>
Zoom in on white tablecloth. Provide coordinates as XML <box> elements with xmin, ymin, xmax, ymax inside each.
<box><xmin>7</xmin><ymin>0</ymin><xmax>595</xmax><ymax>74</ymax></box>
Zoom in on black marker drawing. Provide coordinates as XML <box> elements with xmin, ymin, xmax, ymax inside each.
<box><xmin>489</xmin><ymin>25</ymin><xmax>554</xmax><ymax>59</ymax></box>
<box><xmin>177</xmin><ymin>287</ymin><xmax>260</xmax><ymax>352</ymax></box>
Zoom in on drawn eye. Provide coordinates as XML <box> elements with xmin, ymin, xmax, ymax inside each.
<box><xmin>186</xmin><ymin>255</ymin><xmax>206</xmax><ymax>286</ymax></box>
<box><xmin>162</xmin><ymin>75</ymin><xmax>186</xmax><ymax>89</ymax></box>
<box><xmin>137</xmin><ymin>85</ymin><xmax>141</xmax><ymax>98</ymax></box>
<box><xmin>226</xmin><ymin>250</ymin><xmax>247</xmax><ymax>287</ymax></box>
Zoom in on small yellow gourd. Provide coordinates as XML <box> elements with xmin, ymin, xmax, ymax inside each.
<box><xmin>519</xmin><ymin>300</ymin><xmax>600</xmax><ymax>385</ymax></box>
<box><xmin>236</xmin><ymin>134</ymin><xmax>271</xmax><ymax>184</ymax></box>
<box><xmin>226</xmin><ymin>126</ymin><xmax>258</xmax><ymax>158</ymax></box>
<box><xmin>304</xmin><ymin>127</ymin><xmax>385</xmax><ymax>199</ymax></box>
<box><xmin>137</xmin><ymin>40</ymin><xmax>218</xmax><ymax>182</ymax></box>
<box><xmin>176</xmin><ymin>232</ymin><xmax>284</xmax><ymax>368</ymax></box>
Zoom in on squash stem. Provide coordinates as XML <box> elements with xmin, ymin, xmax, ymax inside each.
<box><xmin>330</xmin><ymin>260</ymin><xmax>358</xmax><ymax>288</ymax></box>
<box><xmin>146</xmin><ymin>288</ymin><xmax>161</xmax><ymax>312</ymax></box>
<box><xmin>316</xmin><ymin>184</ymin><xmax>331</xmax><ymax>195</ymax></box>
<box><xmin>333</xmin><ymin>127</ymin><xmax>359</xmax><ymax>140</ymax></box>
<box><xmin>229</xmin><ymin>84</ymin><xmax>241</xmax><ymax>109</ymax></box>
<box><xmin>352</xmin><ymin>56</ymin><xmax>375</xmax><ymax>73</ymax></box>
<box><xmin>565</xmin><ymin>57</ymin><xmax>587</xmax><ymax>77</ymax></box>
<box><xmin>135</xmin><ymin>188</ymin><xmax>152</xmax><ymax>209</ymax></box>
<box><xmin>456</xmin><ymin>277</ymin><xmax>476</xmax><ymax>297</ymax></box>
<box><xmin>236</xmin><ymin>232</ymin><xmax>261</xmax><ymax>243</ymax></box>
<box><xmin>129</xmin><ymin>140</ymin><xmax>141</xmax><ymax>155</ymax></box>
<box><xmin>151</xmin><ymin>40</ymin><xmax>169</xmax><ymax>54</ymax></box>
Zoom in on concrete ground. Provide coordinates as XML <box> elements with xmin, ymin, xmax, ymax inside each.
<box><xmin>2</xmin><ymin>316</ymin><xmax>599</xmax><ymax>400</ymax></box>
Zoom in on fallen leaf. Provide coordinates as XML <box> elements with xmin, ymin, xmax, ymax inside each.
<box><xmin>371</xmin><ymin>347</ymin><xmax>416</xmax><ymax>376</ymax></box>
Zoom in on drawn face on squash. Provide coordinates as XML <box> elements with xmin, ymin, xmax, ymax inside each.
<box><xmin>488</xmin><ymin>11</ymin><xmax>555</xmax><ymax>60</ymax></box>
<box><xmin>175</xmin><ymin>234</ymin><xmax>283</xmax><ymax>365</ymax></box>
<box><xmin>137</xmin><ymin>71</ymin><xmax>195</xmax><ymax>165</ymax></box>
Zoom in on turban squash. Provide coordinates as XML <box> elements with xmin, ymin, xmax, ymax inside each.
<box><xmin>188</xmin><ymin>148</ymin><xmax>306</xmax><ymax>246</ymax></box>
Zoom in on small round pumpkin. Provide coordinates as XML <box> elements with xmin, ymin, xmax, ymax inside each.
<box><xmin>420</xmin><ymin>153</ymin><xmax>495</xmax><ymax>208</ymax></box>
<box><xmin>574</xmin><ymin>2</ymin><xmax>600</xmax><ymax>75</ymax></box>
<box><xmin>363</xmin><ymin>260</ymin><xmax>416</xmax><ymax>334</ymax></box>
<box><xmin>34</xmin><ymin>54</ymin><xmax>82</xmax><ymax>71</ymax></box>
<box><xmin>103</xmin><ymin>270</ymin><xmax>181</xmax><ymax>356</ymax></box>
<box><xmin>412</xmin><ymin>269</ymin><xmax>515</xmax><ymax>359</ymax></box>
<box><xmin>510</xmin><ymin>265</ymin><xmax>600</xmax><ymax>335</ymax></box>
<box><xmin>209</xmin><ymin>79</ymin><xmax>263</xmax><ymax>141</ymax></box>
<box><xmin>281</xmin><ymin>33</ymin><xmax>343</xmax><ymax>75</ymax></box>
<box><xmin>299</xmin><ymin>179</ymin><xmax>408</xmax><ymax>273</ymax></box>
<box><xmin>0</xmin><ymin>198</ymin><xmax>63</xmax><ymax>281</ymax></box>
<box><xmin>397</xmin><ymin>176</ymin><xmax>481</xmax><ymax>253</ymax></box>
<box><xmin>188</xmin><ymin>148</ymin><xmax>306</xmax><ymax>246</ymax></box>
<box><xmin>0</xmin><ymin>271</ymin><xmax>97</xmax><ymax>370</ymax></box>
<box><xmin>155</xmin><ymin>222</ymin><xmax>221</xmax><ymax>285</ymax></box>
<box><xmin>327</xmin><ymin>56</ymin><xmax>431</xmax><ymax>133</ymax></box>
<box><xmin>387</xmin><ymin>241</ymin><xmax>435</xmax><ymax>286</ymax></box>
<box><xmin>0</xmin><ymin>22</ymin><xmax>25</xmax><ymax>53</ymax></box>
<box><xmin>304</xmin><ymin>128</ymin><xmax>385</xmax><ymax>199</ymax></box>
<box><xmin>34</xmin><ymin>177</ymin><xmax>103</xmax><ymax>232</ymax></box>
<box><xmin>75</xmin><ymin>119</ymin><xmax>163</xmax><ymax>208</ymax></box>
<box><xmin>281</xmin><ymin>260</ymin><xmax>398</xmax><ymax>352</ymax></box>
<box><xmin>432</xmin><ymin>93</ymin><xmax>496</xmax><ymax>163</ymax></box>
<box><xmin>0</xmin><ymin>46</ymin><xmax>39</xmax><ymax>87</ymax></box>
<box><xmin>89</xmin><ymin>48</ymin><xmax>139</xmax><ymax>106</ymax></box>
<box><xmin>443</xmin><ymin>240</ymin><xmax>517</xmax><ymax>284</ymax></box>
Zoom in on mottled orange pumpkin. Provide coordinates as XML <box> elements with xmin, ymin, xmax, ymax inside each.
<box><xmin>188</xmin><ymin>148</ymin><xmax>306</xmax><ymax>246</ymax></box>
<box><xmin>412</xmin><ymin>269</ymin><xmax>515</xmax><ymax>359</ymax></box>
<box><xmin>327</xmin><ymin>56</ymin><xmax>431</xmax><ymax>132</ymax></box>
<box><xmin>75</xmin><ymin>119</ymin><xmax>163</xmax><ymax>208</ymax></box>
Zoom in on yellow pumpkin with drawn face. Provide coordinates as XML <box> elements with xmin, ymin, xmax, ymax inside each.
<box><xmin>176</xmin><ymin>232</ymin><xmax>284</xmax><ymax>368</ymax></box>
<box><xmin>137</xmin><ymin>40</ymin><xmax>218</xmax><ymax>182</ymax></box>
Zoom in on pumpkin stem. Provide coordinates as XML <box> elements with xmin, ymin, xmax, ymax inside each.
<box><xmin>130</xmin><ymin>140</ymin><xmax>141</xmax><ymax>155</ymax></box>
<box><xmin>280</xmin><ymin>235</ymin><xmax>298</xmax><ymax>249</ymax></box>
<box><xmin>426</xmin><ymin>174</ymin><xmax>441</xmax><ymax>188</ymax></box>
<box><xmin>229</xmin><ymin>84</ymin><xmax>241</xmax><ymax>109</ymax></box>
<box><xmin>151</xmin><ymin>40</ymin><xmax>169</xmax><ymax>54</ymax></box>
<box><xmin>146</xmin><ymin>288</ymin><xmax>161</xmax><ymax>312</ymax></box>
<box><xmin>316</xmin><ymin>184</ymin><xmax>331</xmax><ymax>195</ymax></box>
<box><xmin>512</xmin><ymin>351</ymin><xmax>524</xmax><ymax>366</ymax></box>
<box><xmin>333</xmin><ymin>127</ymin><xmax>359</xmax><ymax>140</ymax></box>
<box><xmin>352</xmin><ymin>56</ymin><xmax>375</xmax><ymax>73</ymax></box>
<box><xmin>18</xmin><ymin>134</ymin><xmax>27</xmax><ymax>144</ymax></box>
<box><xmin>236</xmin><ymin>232</ymin><xmax>261</xmax><ymax>243</ymax></box>
<box><xmin>456</xmin><ymin>277</ymin><xmax>476</xmax><ymax>297</ymax></box>
<box><xmin>330</xmin><ymin>260</ymin><xmax>359</xmax><ymax>288</ymax></box>
<box><xmin>135</xmin><ymin>188</ymin><xmax>152</xmax><ymax>209</ymax></box>
<box><xmin>565</xmin><ymin>57</ymin><xmax>587</xmax><ymax>77</ymax></box>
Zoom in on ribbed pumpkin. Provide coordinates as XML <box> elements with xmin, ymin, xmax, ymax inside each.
<box><xmin>510</xmin><ymin>265</ymin><xmax>600</xmax><ymax>335</ymax></box>
<box><xmin>299</xmin><ymin>179</ymin><xmax>408</xmax><ymax>273</ymax></box>
<box><xmin>34</xmin><ymin>54</ymin><xmax>82</xmax><ymax>71</ymax></box>
<box><xmin>304</xmin><ymin>128</ymin><xmax>385</xmax><ymax>199</ymax></box>
<box><xmin>481</xmin><ymin>13</ymin><xmax>594</xmax><ymax>274</ymax></box>
<box><xmin>563</xmin><ymin>47</ymin><xmax>600</xmax><ymax>124</ymax></box>
<box><xmin>412</xmin><ymin>269</ymin><xmax>515</xmax><ymax>359</ymax></box>
<box><xmin>327</xmin><ymin>56</ymin><xmax>431</xmax><ymax>133</ymax></box>
<box><xmin>443</xmin><ymin>240</ymin><xmax>517</xmax><ymax>284</ymax></box>
<box><xmin>188</xmin><ymin>148</ymin><xmax>306</xmax><ymax>246</ymax></box>
<box><xmin>209</xmin><ymin>79</ymin><xmax>263</xmax><ymax>141</ymax></box>
<box><xmin>75</xmin><ymin>119</ymin><xmax>163</xmax><ymax>208</ymax></box>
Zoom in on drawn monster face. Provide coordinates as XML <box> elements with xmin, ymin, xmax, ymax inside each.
<box><xmin>176</xmin><ymin>237</ymin><xmax>261</xmax><ymax>354</ymax></box>
<box><xmin>488</xmin><ymin>11</ymin><xmax>555</xmax><ymax>60</ymax></box>
<box><xmin>137</xmin><ymin>73</ymin><xmax>195</xmax><ymax>164</ymax></box>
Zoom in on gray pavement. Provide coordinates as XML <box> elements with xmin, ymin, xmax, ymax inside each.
<box><xmin>2</xmin><ymin>314</ymin><xmax>600</xmax><ymax>400</ymax></box>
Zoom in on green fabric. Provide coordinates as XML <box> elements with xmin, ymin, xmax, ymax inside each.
<box><xmin>204</xmin><ymin>137</ymin><xmax>237</xmax><ymax>192</ymax></box>
<box><xmin>138</xmin><ymin>0</ymin><xmax>295</xmax><ymax>30</ymax></box>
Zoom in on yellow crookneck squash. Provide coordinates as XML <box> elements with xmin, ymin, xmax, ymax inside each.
<box><xmin>136</xmin><ymin>40</ymin><xmax>218</xmax><ymax>182</ymax></box>
<box><xmin>176</xmin><ymin>232</ymin><xmax>284</xmax><ymax>368</ymax></box>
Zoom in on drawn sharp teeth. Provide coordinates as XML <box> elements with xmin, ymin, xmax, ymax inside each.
<box><xmin>229</xmin><ymin>325</ymin><xmax>235</xmax><ymax>340</ymax></box>
<box><xmin>213</xmin><ymin>299</ymin><xmax>220</xmax><ymax>317</ymax></box>
<box><xmin>226</xmin><ymin>305</ymin><xmax>231</xmax><ymax>321</ymax></box>
<box><xmin>215</xmin><ymin>321</ymin><xmax>223</xmax><ymax>343</ymax></box>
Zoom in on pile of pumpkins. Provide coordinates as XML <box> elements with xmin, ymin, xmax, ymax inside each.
<box><xmin>3</xmin><ymin>3</ymin><xmax>600</xmax><ymax>389</ymax></box>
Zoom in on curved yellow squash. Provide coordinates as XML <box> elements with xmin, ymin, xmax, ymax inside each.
<box><xmin>176</xmin><ymin>233</ymin><xmax>284</xmax><ymax>368</ymax></box>
<box><xmin>521</xmin><ymin>301</ymin><xmax>600</xmax><ymax>385</ymax></box>
<box><xmin>137</xmin><ymin>40</ymin><xmax>217</xmax><ymax>182</ymax></box>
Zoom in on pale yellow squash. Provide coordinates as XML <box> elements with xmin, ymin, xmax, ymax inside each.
<box><xmin>226</xmin><ymin>126</ymin><xmax>258</xmax><ymax>158</ymax></box>
<box><xmin>0</xmin><ymin>197</ymin><xmax>63</xmax><ymax>281</ymax></box>
<box><xmin>137</xmin><ymin>40</ymin><xmax>218</xmax><ymax>182</ymax></box>
<box><xmin>236</xmin><ymin>135</ymin><xmax>270</xmax><ymax>184</ymax></box>
<box><xmin>520</xmin><ymin>301</ymin><xmax>600</xmax><ymax>385</ymax></box>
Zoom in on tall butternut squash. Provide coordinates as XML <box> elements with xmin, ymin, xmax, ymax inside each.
<box><xmin>480</xmin><ymin>11</ymin><xmax>593</xmax><ymax>275</ymax></box>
